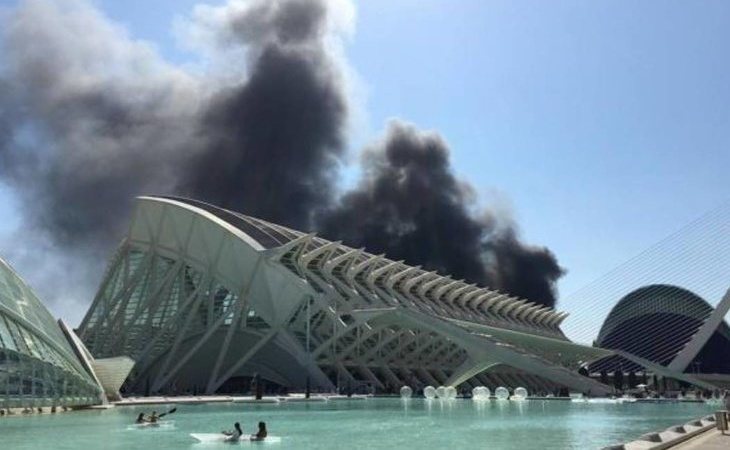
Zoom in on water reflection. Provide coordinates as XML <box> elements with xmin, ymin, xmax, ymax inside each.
<box><xmin>400</xmin><ymin>398</ymin><xmax>410</xmax><ymax>415</ymax></box>
<box><xmin>515</xmin><ymin>399</ymin><xmax>525</xmax><ymax>416</ymax></box>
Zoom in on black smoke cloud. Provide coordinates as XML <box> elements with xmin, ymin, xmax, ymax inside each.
<box><xmin>0</xmin><ymin>0</ymin><xmax>349</xmax><ymax>245</ymax></box>
<box><xmin>319</xmin><ymin>122</ymin><xmax>564</xmax><ymax>307</ymax></box>
<box><xmin>0</xmin><ymin>0</ymin><xmax>563</xmax><ymax>318</ymax></box>
<box><xmin>183</xmin><ymin>0</ymin><xmax>347</xmax><ymax>226</ymax></box>
<box><xmin>0</xmin><ymin>0</ymin><xmax>351</xmax><ymax>321</ymax></box>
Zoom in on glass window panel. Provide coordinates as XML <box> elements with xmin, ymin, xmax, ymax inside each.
<box><xmin>0</xmin><ymin>316</ymin><xmax>18</xmax><ymax>352</ymax></box>
<box><xmin>18</xmin><ymin>326</ymin><xmax>41</xmax><ymax>359</ymax></box>
<box><xmin>9</xmin><ymin>321</ymin><xmax>30</xmax><ymax>355</ymax></box>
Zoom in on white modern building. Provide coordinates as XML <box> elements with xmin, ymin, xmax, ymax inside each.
<box><xmin>77</xmin><ymin>196</ymin><xmax>717</xmax><ymax>396</ymax></box>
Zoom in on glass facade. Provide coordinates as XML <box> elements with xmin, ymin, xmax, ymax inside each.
<box><xmin>0</xmin><ymin>258</ymin><xmax>101</xmax><ymax>409</ymax></box>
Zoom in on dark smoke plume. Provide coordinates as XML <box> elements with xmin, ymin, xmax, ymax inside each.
<box><xmin>0</xmin><ymin>0</ymin><xmax>563</xmax><ymax>320</ymax></box>
<box><xmin>181</xmin><ymin>0</ymin><xmax>348</xmax><ymax>227</ymax></box>
<box><xmin>0</xmin><ymin>0</ymin><xmax>352</xmax><ymax>320</ymax></box>
<box><xmin>320</xmin><ymin>122</ymin><xmax>564</xmax><ymax>307</ymax></box>
<box><xmin>0</xmin><ymin>0</ymin><xmax>349</xmax><ymax>245</ymax></box>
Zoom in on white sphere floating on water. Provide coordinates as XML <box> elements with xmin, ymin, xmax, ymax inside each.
<box><xmin>400</xmin><ymin>386</ymin><xmax>413</xmax><ymax>399</ymax></box>
<box><xmin>424</xmin><ymin>385</ymin><xmax>437</xmax><ymax>399</ymax></box>
<box><xmin>436</xmin><ymin>386</ymin><xmax>447</xmax><ymax>399</ymax></box>
<box><xmin>513</xmin><ymin>387</ymin><xmax>528</xmax><ymax>401</ymax></box>
<box><xmin>472</xmin><ymin>386</ymin><xmax>490</xmax><ymax>401</ymax></box>
<box><xmin>445</xmin><ymin>386</ymin><xmax>457</xmax><ymax>400</ymax></box>
<box><xmin>495</xmin><ymin>386</ymin><xmax>509</xmax><ymax>400</ymax></box>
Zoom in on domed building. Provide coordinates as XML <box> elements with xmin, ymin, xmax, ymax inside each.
<box><xmin>590</xmin><ymin>284</ymin><xmax>730</xmax><ymax>388</ymax></box>
<box><xmin>0</xmin><ymin>257</ymin><xmax>103</xmax><ymax>409</ymax></box>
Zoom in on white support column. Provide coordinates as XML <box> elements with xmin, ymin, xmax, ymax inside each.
<box><xmin>152</xmin><ymin>305</ymin><xmax>234</xmax><ymax>391</ymax></box>
<box><xmin>357</xmin><ymin>328</ymin><xmax>401</xmax><ymax>362</ymax></box>
<box><xmin>206</xmin><ymin>328</ymin><xmax>280</xmax><ymax>393</ymax></box>
<box><xmin>205</xmin><ymin>288</ymin><xmax>249</xmax><ymax>393</ymax></box>
<box><xmin>668</xmin><ymin>288</ymin><xmax>730</xmax><ymax>372</ymax></box>
<box><xmin>132</xmin><ymin>273</ymin><xmax>210</xmax><ymax>379</ymax></box>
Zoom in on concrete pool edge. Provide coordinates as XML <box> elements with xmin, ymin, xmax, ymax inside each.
<box><xmin>601</xmin><ymin>414</ymin><xmax>716</xmax><ymax>450</ymax></box>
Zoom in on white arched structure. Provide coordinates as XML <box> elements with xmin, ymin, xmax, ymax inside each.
<box><xmin>78</xmin><ymin>197</ymin><xmax>714</xmax><ymax>395</ymax></box>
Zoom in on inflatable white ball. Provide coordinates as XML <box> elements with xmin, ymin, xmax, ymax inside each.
<box><xmin>400</xmin><ymin>386</ymin><xmax>413</xmax><ymax>399</ymax></box>
<box><xmin>513</xmin><ymin>387</ymin><xmax>528</xmax><ymax>400</ymax></box>
<box><xmin>495</xmin><ymin>386</ymin><xmax>509</xmax><ymax>400</ymax></box>
<box><xmin>445</xmin><ymin>386</ymin><xmax>457</xmax><ymax>400</ymax></box>
<box><xmin>424</xmin><ymin>385</ymin><xmax>437</xmax><ymax>399</ymax></box>
<box><xmin>472</xmin><ymin>386</ymin><xmax>490</xmax><ymax>400</ymax></box>
<box><xmin>436</xmin><ymin>386</ymin><xmax>447</xmax><ymax>399</ymax></box>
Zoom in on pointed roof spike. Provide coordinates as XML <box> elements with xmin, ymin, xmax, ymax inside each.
<box><xmin>299</xmin><ymin>240</ymin><xmax>341</xmax><ymax>266</ymax></box>
<box><xmin>417</xmin><ymin>274</ymin><xmax>444</xmax><ymax>298</ymax></box>
<box><xmin>262</xmin><ymin>232</ymin><xmax>315</xmax><ymax>261</ymax></box>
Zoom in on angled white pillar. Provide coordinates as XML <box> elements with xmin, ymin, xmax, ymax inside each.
<box><xmin>667</xmin><ymin>288</ymin><xmax>730</xmax><ymax>372</ymax></box>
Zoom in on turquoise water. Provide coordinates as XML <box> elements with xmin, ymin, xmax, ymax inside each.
<box><xmin>0</xmin><ymin>398</ymin><xmax>716</xmax><ymax>449</ymax></box>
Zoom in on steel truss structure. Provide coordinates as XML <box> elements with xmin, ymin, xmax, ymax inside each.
<box><xmin>0</xmin><ymin>258</ymin><xmax>101</xmax><ymax>409</ymax></box>
<box><xmin>77</xmin><ymin>196</ymin><xmax>714</xmax><ymax>396</ymax></box>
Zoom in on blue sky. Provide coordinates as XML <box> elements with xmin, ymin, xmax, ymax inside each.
<box><xmin>1</xmin><ymin>0</ymin><xmax>729</xmax><ymax>321</ymax></box>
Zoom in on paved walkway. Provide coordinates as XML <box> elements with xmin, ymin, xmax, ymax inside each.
<box><xmin>672</xmin><ymin>429</ymin><xmax>730</xmax><ymax>449</ymax></box>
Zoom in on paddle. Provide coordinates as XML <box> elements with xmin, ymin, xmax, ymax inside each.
<box><xmin>158</xmin><ymin>407</ymin><xmax>177</xmax><ymax>419</ymax></box>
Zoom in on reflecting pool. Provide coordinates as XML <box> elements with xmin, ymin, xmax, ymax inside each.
<box><xmin>0</xmin><ymin>398</ymin><xmax>715</xmax><ymax>450</ymax></box>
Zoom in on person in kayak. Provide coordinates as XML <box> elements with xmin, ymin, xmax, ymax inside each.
<box><xmin>148</xmin><ymin>411</ymin><xmax>159</xmax><ymax>423</ymax></box>
<box><xmin>250</xmin><ymin>422</ymin><xmax>267</xmax><ymax>441</ymax></box>
<box><xmin>135</xmin><ymin>413</ymin><xmax>147</xmax><ymax>424</ymax></box>
<box><xmin>222</xmin><ymin>422</ymin><xmax>243</xmax><ymax>441</ymax></box>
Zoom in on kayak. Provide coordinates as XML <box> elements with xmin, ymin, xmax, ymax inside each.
<box><xmin>127</xmin><ymin>421</ymin><xmax>175</xmax><ymax>430</ymax></box>
<box><xmin>190</xmin><ymin>433</ymin><xmax>282</xmax><ymax>443</ymax></box>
